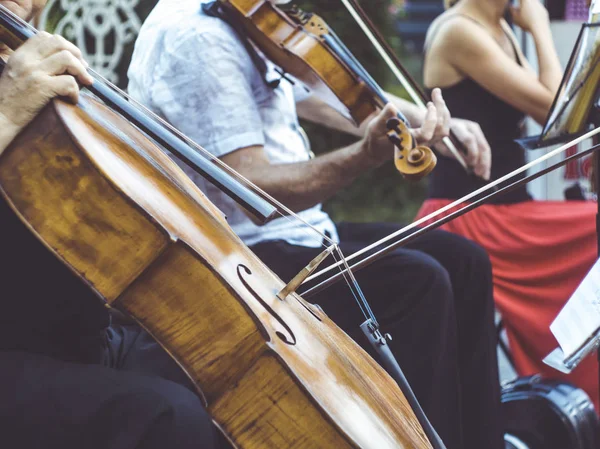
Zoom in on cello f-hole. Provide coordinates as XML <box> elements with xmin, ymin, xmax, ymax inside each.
<box><xmin>237</xmin><ymin>264</ymin><xmax>297</xmax><ymax>345</ymax></box>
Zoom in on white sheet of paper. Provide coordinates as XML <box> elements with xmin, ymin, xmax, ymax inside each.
<box><xmin>550</xmin><ymin>258</ymin><xmax>600</xmax><ymax>359</ymax></box>
<box><xmin>543</xmin><ymin>347</ymin><xmax>573</xmax><ymax>374</ymax></box>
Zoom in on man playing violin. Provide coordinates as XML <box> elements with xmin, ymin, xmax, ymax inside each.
<box><xmin>129</xmin><ymin>1</ymin><xmax>504</xmax><ymax>449</ymax></box>
<box><xmin>0</xmin><ymin>2</ymin><xmax>222</xmax><ymax>448</ymax></box>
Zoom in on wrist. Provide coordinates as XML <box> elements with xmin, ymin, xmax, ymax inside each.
<box><xmin>355</xmin><ymin>137</ymin><xmax>385</xmax><ymax>170</ymax></box>
<box><xmin>528</xmin><ymin>16</ymin><xmax>550</xmax><ymax>35</ymax></box>
<box><xmin>0</xmin><ymin>108</ymin><xmax>23</xmax><ymax>154</ymax></box>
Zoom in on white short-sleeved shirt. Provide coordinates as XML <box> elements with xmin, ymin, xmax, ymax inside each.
<box><xmin>128</xmin><ymin>0</ymin><xmax>338</xmax><ymax>247</ymax></box>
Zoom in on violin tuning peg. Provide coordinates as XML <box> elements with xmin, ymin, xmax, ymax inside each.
<box><xmin>386</xmin><ymin>129</ymin><xmax>404</xmax><ymax>157</ymax></box>
<box><xmin>386</xmin><ymin>117</ymin><xmax>401</xmax><ymax>133</ymax></box>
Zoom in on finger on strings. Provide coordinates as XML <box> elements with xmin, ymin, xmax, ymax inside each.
<box><xmin>34</xmin><ymin>33</ymin><xmax>85</xmax><ymax>63</ymax></box>
<box><xmin>50</xmin><ymin>74</ymin><xmax>80</xmax><ymax>104</ymax></box>
<box><xmin>431</xmin><ymin>88</ymin><xmax>450</xmax><ymax>136</ymax></box>
<box><xmin>415</xmin><ymin>102</ymin><xmax>437</xmax><ymax>143</ymax></box>
<box><xmin>40</xmin><ymin>50</ymin><xmax>93</xmax><ymax>85</ymax></box>
<box><xmin>469</xmin><ymin>123</ymin><xmax>492</xmax><ymax>180</ymax></box>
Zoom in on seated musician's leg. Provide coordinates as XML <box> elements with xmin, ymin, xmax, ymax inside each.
<box><xmin>0</xmin><ymin>350</ymin><xmax>218</xmax><ymax>449</ymax></box>
<box><xmin>252</xmin><ymin>234</ymin><xmax>464</xmax><ymax>449</ymax></box>
<box><xmin>335</xmin><ymin>222</ymin><xmax>502</xmax><ymax>449</ymax></box>
<box><xmin>402</xmin><ymin>229</ymin><xmax>502</xmax><ymax>449</ymax></box>
<box><xmin>339</xmin><ymin>242</ymin><xmax>464</xmax><ymax>449</ymax></box>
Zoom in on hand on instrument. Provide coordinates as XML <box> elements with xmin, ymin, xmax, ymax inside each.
<box><xmin>509</xmin><ymin>0</ymin><xmax>550</xmax><ymax>33</ymax></box>
<box><xmin>435</xmin><ymin>118</ymin><xmax>492</xmax><ymax>180</ymax></box>
<box><xmin>362</xmin><ymin>103</ymin><xmax>407</xmax><ymax>167</ymax></box>
<box><xmin>362</xmin><ymin>89</ymin><xmax>450</xmax><ymax>167</ymax></box>
<box><xmin>409</xmin><ymin>88</ymin><xmax>451</xmax><ymax>147</ymax></box>
<box><xmin>0</xmin><ymin>32</ymin><xmax>93</xmax><ymax>133</ymax></box>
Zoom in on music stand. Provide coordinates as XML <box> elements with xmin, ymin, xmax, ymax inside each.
<box><xmin>535</xmin><ymin>15</ymin><xmax>600</xmax><ymax>410</ymax></box>
<box><xmin>518</xmin><ymin>20</ymin><xmax>600</xmax><ymax>151</ymax></box>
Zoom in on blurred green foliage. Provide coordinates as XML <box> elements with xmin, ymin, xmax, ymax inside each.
<box><xmin>45</xmin><ymin>0</ymin><xmax>427</xmax><ymax>224</ymax></box>
<box><xmin>295</xmin><ymin>1</ymin><xmax>428</xmax><ymax>224</ymax></box>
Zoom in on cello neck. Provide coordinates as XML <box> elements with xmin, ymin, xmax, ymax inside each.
<box><xmin>0</xmin><ymin>4</ymin><xmax>277</xmax><ymax>223</ymax></box>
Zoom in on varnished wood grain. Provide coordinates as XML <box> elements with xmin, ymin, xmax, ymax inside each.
<box><xmin>0</xmin><ymin>104</ymin><xmax>169</xmax><ymax>301</ymax></box>
<box><xmin>0</xmin><ymin>92</ymin><xmax>433</xmax><ymax>449</ymax></box>
<box><xmin>222</xmin><ymin>0</ymin><xmax>379</xmax><ymax>125</ymax></box>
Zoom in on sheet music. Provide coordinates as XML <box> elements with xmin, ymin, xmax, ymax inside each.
<box><xmin>541</xmin><ymin>12</ymin><xmax>600</xmax><ymax>141</ymax></box>
<box><xmin>550</xmin><ymin>258</ymin><xmax>600</xmax><ymax>359</ymax></box>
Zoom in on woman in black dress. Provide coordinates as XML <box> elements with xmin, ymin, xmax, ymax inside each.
<box><xmin>416</xmin><ymin>0</ymin><xmax>599</xmax><ymax>411</ymax></box>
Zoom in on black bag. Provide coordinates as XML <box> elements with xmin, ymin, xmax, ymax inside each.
<box><xmin>502</xmin><ymin>375</ymin><xmax>599</xmax><ymax>449</ymax></box>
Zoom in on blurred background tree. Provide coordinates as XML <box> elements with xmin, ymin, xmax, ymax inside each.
<box><xmin>41</xmin><ymin>0</ymin><xmax>434</xmax><ymax>224</ymax></box>
<box><xmin>293</xmin><ymin>0</ymin><xmax>428</xmax><ymax>224</ymax></box>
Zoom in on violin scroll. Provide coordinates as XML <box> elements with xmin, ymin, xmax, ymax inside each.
<box><xmin>386</xmin><ymin>117</ymin><xmax>437</xmax><ymax>181</ymax></box>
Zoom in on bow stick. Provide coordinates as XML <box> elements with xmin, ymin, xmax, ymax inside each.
<box><xmin>340</xmin><ymin>0</ymin><xmax>471</xmax><ymax>172</ymax></box>
<box><xmin>302</xmin><ymin>125</ymin><xmax>600</xmax><ymax>296</ymax></box>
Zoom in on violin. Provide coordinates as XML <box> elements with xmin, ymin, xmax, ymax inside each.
<box><xmin>212</xmin><ymin>0</ymin><xmax>437</xmax><ymax>181</ymax></box>
<box><xmin>0</xmin><ymin>5</ymin><xmax>432</xmax><ymax>449</ymax></box>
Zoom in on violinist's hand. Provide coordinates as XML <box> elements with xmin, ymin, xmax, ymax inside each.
<box><xmin>0</xmin><ymin>32</ymin><xmax>93</xmax><ymax>139</ymax></box>
<box><xmin>362</xmin><ymin>90</ymin><xmax>451</xmax><ymax>167</ymax></box>
<box><xmin>409</xmin><ymin>88</ymin><xmax>450</xmax><ymax>147</ymax></box>
<box><xmin>362</xmin><ymin>103</ymin><xmax>405</xmax><ymax>167</ymax></box>
<box><xmin>435</xmin><ymin>118</ymin><xmax>492</xmax><ymax>180</ymax></box>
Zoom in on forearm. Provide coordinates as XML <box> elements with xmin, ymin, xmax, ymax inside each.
<box><xmin>531</xmin><ymin>23</ymin><xmax>562</xmax><ymax>94</ymax></box>
<box><xmin>297</xmin><ymin>92</ymin><xmax>424</xmax><ymax>137</ymax></box>
<box><xmin>296</xmin><ymin>95</ymin><xmax>369</xmax><ymax>137</ymax></box>
<box><xmin>228</xmin><ymin>140</ymin><xmax>374</xmax><ymax>213</ymax></box>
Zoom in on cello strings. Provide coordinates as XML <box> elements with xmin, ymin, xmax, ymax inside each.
<box><xmin>1</xmin><ymin>4</ymin><xmax>382</xmax><ymax>320</ymax></box>
<box><xmin>70</xmin><ymin>11</ymin><xmax>599</xmax><ymax>319</ymax></box>
<box><xmin>89</xmin><ymin>65</ymin><xmax>379</xmax><ymax>320</ymax></box>
<box><xmin>11</xmin><ymin>3</ymin><xmax>590</xmax><ymax>322</ymax></box>
<box><xmin>306</xmin><ymin>128</ymin><xmax>600</xmax><ymax>287</ymax></box>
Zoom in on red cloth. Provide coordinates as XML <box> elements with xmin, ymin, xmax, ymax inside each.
<box><xmin>416</xmin><ymin>199</ymin><xmax>599</xmax><ymax>411</ymax></box>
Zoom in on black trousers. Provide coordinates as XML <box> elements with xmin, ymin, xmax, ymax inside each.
<box><xmin>0</xmin><ymin>324</ymin><xmax>220</xmax><ymax>449</ymax></box>
<box><xmin>251</xmin><ymin>222</ymin><xmax>504</xmax><ymax>449</ymax></box>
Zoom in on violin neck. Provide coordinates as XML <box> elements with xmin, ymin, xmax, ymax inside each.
<box><xmin>323</xmin><ymin>32</ymin><xmax>388</xmax><ymax>108</ymax></box>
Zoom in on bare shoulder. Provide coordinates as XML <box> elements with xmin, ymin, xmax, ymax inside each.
<box><xmin>427</xmin><ymin>13</ymin><xmax>494</xmax><ymax>57</ymax></box>
<box><xmin>499</xmin><ymin>18</ymin><xmax>534</xmax><ymax>71</ymax></box>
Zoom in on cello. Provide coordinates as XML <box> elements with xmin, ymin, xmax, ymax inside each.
<box><xmin>0</xmin><ymin>4</ymin><xmax>433</xmax><ymax>449</ymax></box>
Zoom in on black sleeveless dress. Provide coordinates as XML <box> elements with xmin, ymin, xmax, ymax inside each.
<box><xmin>425</xmin><ymin>16</ymin><xmax>531</xmax><ymax>204</ymax></box>
<box><xmin>416</xmin><ymin>15</ymin><xmax>600</xmax><ymax>412</ymax></box>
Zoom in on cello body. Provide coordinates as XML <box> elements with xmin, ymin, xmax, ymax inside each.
<box><xmin>1</xmin><ymin>91</ymin><xmax>432</xmax><ymax>449</ymax></box>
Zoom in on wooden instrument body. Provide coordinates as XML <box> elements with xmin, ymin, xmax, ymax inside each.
<box><xmin>220</xmin><ymin>0</ymin><xmax>378</xmax><ymax>124</ymax></box>
<box><xmin>0</xmin><ymin>91</ymin><xmax>431</xmax><ymax>449</ymax></box>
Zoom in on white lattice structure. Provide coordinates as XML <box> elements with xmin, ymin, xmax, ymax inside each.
<box><xmin>38</xmin><ymin>0</ymin><xmax>142</xmax><ymax>84</ymax></box>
